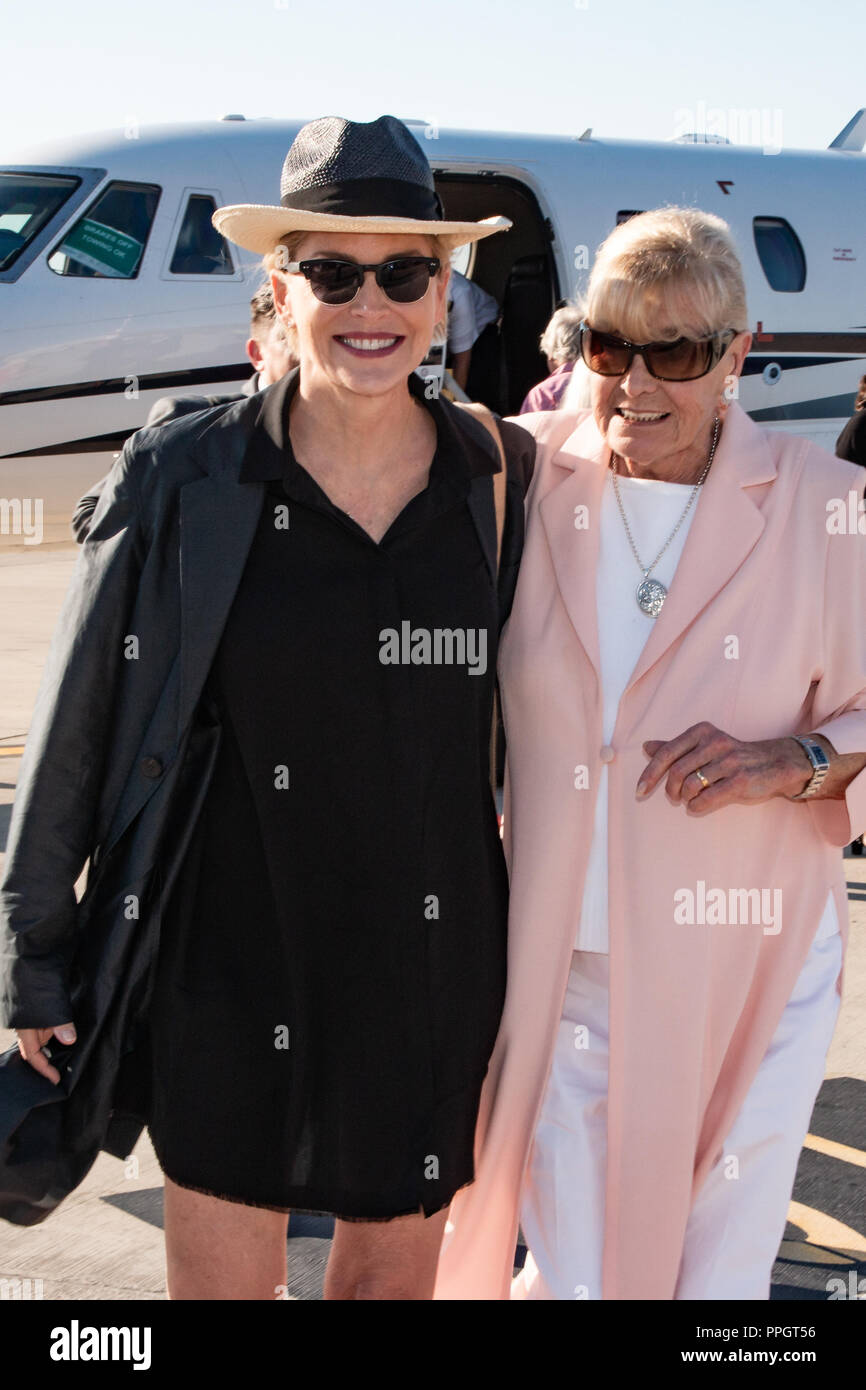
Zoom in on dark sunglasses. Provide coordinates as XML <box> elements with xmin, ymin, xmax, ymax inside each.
<box><xmin>284</xmin><ymin>256</ymin><xmax>440</xmax><ymax>305</ymax></box>
<box><xmin>579</xmin><ymin>321</ymin><xmax>738</xmax><ymax>381</ymax></box>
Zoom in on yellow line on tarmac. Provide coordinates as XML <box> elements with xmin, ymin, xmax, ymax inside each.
<box><xmin>783</xmin><ymin>1138</ymin><xmax>866</xmax><ymax>1265</ymax></box>
<box><xmin>803</xmin><ymin>1133</ymin><xmax>866</xmax><ymax>1169</ymax></box>
<box><xmin>786</xmin><ymin>1200</ymin><xmax>866</xmax><ymax>1259</ymax></box>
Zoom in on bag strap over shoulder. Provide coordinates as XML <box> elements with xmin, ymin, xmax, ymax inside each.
<box><xmin>453</xmin><ymin>400</ymin><xmax>507</xmax><ymax>573</ymax></box>
<box><xmin>453</xmin><ymin>399</ymin><xmax>508</xmax><ymax>804</ymax></box>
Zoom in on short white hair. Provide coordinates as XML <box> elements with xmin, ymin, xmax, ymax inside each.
<box><xmin>539</xmin><ymin>306</ymin><xmax>583</xmax><ymax>365</ymax></box>
<box><xmin>585</xmin><ymin>206</ymin><xmax>748</xmax><ymax>341</ymax></box>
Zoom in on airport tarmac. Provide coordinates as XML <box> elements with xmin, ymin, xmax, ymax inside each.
<box><xmin>0</xmin><ymin>545</ymin><xmax>864</xmax><ymax>1300</ymax></box>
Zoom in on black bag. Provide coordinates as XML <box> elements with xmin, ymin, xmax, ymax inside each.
<box><xmin>0</xmin><ymin>693</ymin><xmax>222</xmax><ymax>1225</ymax></box>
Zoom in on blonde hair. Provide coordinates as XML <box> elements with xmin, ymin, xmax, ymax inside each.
<box><xmin>584</xmin><ymin>207</ymin><xmax>748</xmax><ymax>342</ymax></box>
<box><xmin>263</xmin><ymin>231</ymin><xmax>451</xmax><ymax>356</ymax></box>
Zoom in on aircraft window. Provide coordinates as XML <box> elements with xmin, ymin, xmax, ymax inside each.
<box><xmin>0</xmin><ymin>172</ymin><xmax>81</xmax><ymax>272</ymax></box>
<box><xmin>48</xmin><ymin>181</ymin><xmax>160</xmax><ymax>278</ymax></box>
<box><xmin>753</xmin><ymin>217</ymin><xmax>806</xmax><ymax>292</ymax></box>
<box><xmin>616</xmin><ymin>210</ymin><xmax>644</xmax><ymax>224</ymax></box>
<box><xmin>170</xmin><ymin>194</ymin><xmax>235</xmax><ymax>274</ymax></box>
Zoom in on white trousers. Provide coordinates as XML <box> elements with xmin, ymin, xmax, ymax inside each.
<box><xmin>515</xmin><ymin>898</ymin><xmax>843</xmax><ymax>1300</ymax></box>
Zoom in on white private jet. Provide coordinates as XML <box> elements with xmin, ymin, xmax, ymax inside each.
<box><xmin>1</xmin><ymin>109</ymin><xmax>865</xmax><ymax>543</ymax></box>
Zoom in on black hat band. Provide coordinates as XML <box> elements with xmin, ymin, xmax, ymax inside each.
<box><xmin>280</xmin><ymin>177</ymin><xmax>444</xmax><ymax>221</ymax></box>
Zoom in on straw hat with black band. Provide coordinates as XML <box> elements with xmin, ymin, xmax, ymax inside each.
<box><xmin>211</xmin><ymin>114</ymin><xmax>512</xmax><ymax>255</ymax></box>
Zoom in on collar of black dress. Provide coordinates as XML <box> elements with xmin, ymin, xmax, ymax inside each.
<box><xmin>237</xmin><ymin>365</ymin><xmax>500</xmax><ymax>486</ymax></box>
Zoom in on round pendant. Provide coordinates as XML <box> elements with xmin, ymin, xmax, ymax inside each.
<box><xmin>636</xmin><ymin>575</ymin><xmax>667</xmax><ymax>617</ymax></box>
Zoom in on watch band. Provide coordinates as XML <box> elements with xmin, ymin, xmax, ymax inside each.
<box><xmin>789</xmin><ymin>735</ymin><xmax>831</xmax><ymax>800</ymax></box>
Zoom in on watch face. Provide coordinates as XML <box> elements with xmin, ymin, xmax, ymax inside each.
<box><xmin>807</xmin><ymin>741</ymin><xmax>829</xmax><ymax>768</ymax></box>
<box><xmin>790</xmin><ymin>738</ymin><xmax>828</xmax><ymax>798</ymax></box>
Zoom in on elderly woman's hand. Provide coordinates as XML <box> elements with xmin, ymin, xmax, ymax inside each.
<box><xmin>635</xmin><ymin>721</ymin><xmax>817</xmax><ymax>813</ymax></box>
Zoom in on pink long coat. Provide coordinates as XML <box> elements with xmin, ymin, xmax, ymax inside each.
<box><xmin>434</xmin><ymin>401</ymin><xmax>866</xmax><ymax>1300</ymax></box>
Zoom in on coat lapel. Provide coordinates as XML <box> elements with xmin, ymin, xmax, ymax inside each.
<box><xmin>441</xmin><ymin>399</ymin><xmax>501</xmax><ymax>585</ymax></box>
<box><xmin>466</xmin><ymin>475</ymin><xmax>497</xmax><ymax>583</ymax></box>
<box><xmin>177</xmin><ymin>402</ymin><xmax>267</xmax><ymax>740</ymax></box>
<box><xmin>538</xmin><ymin>412</ymin><xmax>610</xmax><ymax>683</ymax></box>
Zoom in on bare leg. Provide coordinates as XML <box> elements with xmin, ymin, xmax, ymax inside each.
<box><xmin>163</xmin><ymin>1176</ymin><xmax>289</xmax><ymax>1300</ymax></box>
<box><xmin>323</xmin><ymin>1207</ymin><xmax>449</xmax><ymax>1300</ymax></box>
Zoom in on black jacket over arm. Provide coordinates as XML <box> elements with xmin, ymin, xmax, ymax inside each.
<box><xmin>0</xmin><ymin>369</ymin><xmax>535</xmax><ymax>1224</ymax></box>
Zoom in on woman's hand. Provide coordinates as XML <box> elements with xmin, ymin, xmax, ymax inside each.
<box><xmin>16</xmin><ymin>1023</ymin><xmax>77</xmax><ymax>1085</ymax></box>
<box><xmin>635</xmin><ymin>721</ymin><xmax>813</xmax><ymax>815</ymax></box>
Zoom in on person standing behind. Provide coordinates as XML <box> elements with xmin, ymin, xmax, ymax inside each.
<box><xmin>241</xmin><ymin>281</ymin><xmax>297</xmax><ymax>394</ymax></box>
<box><xmin>71</xmin><ymin>284</ymin><xmax>296</xmax><ymax>542</ymax></box>
<box><xmin>147</xmin><ymin>281</ymin><xmax>297</xmax><ymax>427</ymax></box>
<box><xmin>447</xmin><ymin>269</ymin><xmax>500</xmax><ymax>393</ymax></box>
<box><xmin>519</xmin><ymin>306</ymin><xmax>583</xmax><ymax>413</ymax></box>
<box><xmin>836</xmin><ymin>373</ymin><xmax>866</xmax><ymax>469</ymax></box>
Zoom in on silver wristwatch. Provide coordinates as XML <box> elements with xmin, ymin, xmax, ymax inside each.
<box><xmin>789</xmin><ymin>735</ymin><xmax>831</xmax><ymax>800</ymax></box>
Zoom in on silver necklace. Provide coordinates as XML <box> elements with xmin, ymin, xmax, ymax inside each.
<box><xmin>609</xmin><ymin>416</ymin><xmax>720</xmax><ymax>617</ymax></box>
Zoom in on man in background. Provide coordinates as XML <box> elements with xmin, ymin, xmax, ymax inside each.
<box><xmin>519</xmin><ymin>305</ymin><xmax>582</xmax><ymax>413</ymax></box>
<box><xmin>836</xmin><ymin>372</ymin><xmax>866</xmax><ymax>469</ymax></box>
<box><xmin>71</xmin><ymin>284</ymin><xmax>295</xmax><ymax>542</ymax></box>
<box><xmin>446</xmin><ymin>269</ymin><xmax>500</xmax><ymax>393</ymax></box>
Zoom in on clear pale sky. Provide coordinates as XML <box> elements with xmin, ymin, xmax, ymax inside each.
<box><xmin>2</xmin><ymin>0</ymin><xmax>864</xmax><ymax>153</ymax></box>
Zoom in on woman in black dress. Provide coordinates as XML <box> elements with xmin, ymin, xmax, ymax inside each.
<box><xmin>11</xmin><ymin>114</ymin><xmax>530</xmax><ymax>1298</ymax></box>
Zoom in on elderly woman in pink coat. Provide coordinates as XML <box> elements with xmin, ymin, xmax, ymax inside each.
<box><xmin>434</xmin><ymin>206</ymin><xmax>866</xmax><ymax>1301</ymax></box>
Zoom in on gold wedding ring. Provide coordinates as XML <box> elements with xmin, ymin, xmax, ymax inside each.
<box><xmin>694</xmin><ymin>767</ymin><xmax>710</xmax><ymax>789</ymax></box>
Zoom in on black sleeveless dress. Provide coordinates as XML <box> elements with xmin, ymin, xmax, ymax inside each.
<box><xmin>144</xmin><ymin>371</ymin><xmax>508</xmax><ymax>1219</ymax></box>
